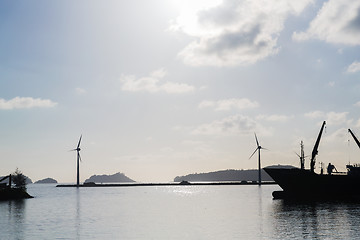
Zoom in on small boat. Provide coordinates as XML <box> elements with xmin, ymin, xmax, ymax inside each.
<box><xmin>264</xmin><ymin>121</ymin><xmax>360</xmax><ymax>200</ymax></box>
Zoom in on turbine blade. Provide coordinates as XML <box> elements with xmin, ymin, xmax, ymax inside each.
<box><xmin>294</xmin><ymin>151</ymin><xmax>300</xmax><ymax>158</ymax></box>
<box><xmin>254</xmin><ymin>133</ymin><xmax>259</xmax><ymax>147</ymax></box>
<box><xmin>261</xmin><ymin>147</ymin><xmax>269</xmax><ymax>151</ymax></box>
<box><xmin>78</xmin><ymin>152</ymin><xmax>82</xmax><ymax>162</ymax></box>
<box><xmin>249</xmin><ymin>148</ymin><xmax>258</xmax><ymax>159</ymax></box>
<box><xmin>77</xmin><ymin>135</ymin><xmax>82</xmax><ymax>148</ymax></box>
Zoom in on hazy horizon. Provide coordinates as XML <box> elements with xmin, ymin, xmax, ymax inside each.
<box><xmin>1</xmin><ymin>0</ymin><xmax>360</xmax><ymax>183</ymax></box>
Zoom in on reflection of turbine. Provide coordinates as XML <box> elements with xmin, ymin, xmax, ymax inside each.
<box><xmin>249</xmin><ymin>133</ymin><xmax>268</xmax><ymax>186</ymax></box>
<box><xmin>70</xmin><ymin>135</ymin><xmax>82</xmax><ymax>188</ymax></box>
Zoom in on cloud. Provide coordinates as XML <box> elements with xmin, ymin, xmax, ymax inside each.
<box><xmin>347</xmin><ymin>61</ymin><xmax>360</xmax><ymax>73</ymax></box>
<box><xmin>120</xmin><ymin>69</ymin><xmax>195</xmax><ymax>94</ymax></box>
<box><xmin>325</xmin><ymin>127</ymin><xmax>348</xmax><ymax>142</ymax></box>
<box><xmin>304</xmin><ymin>111</ymin><xmax>325</xmax><ymax>119</ymax></box>
<box><xmin>304</xmin><ymin>111</ymin><xmax>350</xmax><ymax>125</ymax></box>
<box><xmin>192</xmin><ymin>114</ymin><xmax>271</xmax><ymax>136</ymax></box>
<box><xmin>327</xmin><ymin>112</ymin><xmax>351</xmax><ymax>125</ymax></box>
<box><xmin>354</xmin><ymin>101</ymin><xmax>360</xmax><ymax>107</ymax></box>
<box><xmin>75</xmin><ymin>88</ymin><xmax>87</xmax><ymax>95</ymax></box>
<box><xmin>171</xmin><ymin>0</ymin><xmax>312</xmax><ymax>67</ymax></box>
<box><xmin>198</xmin><ymin>98</ymin><xmax>259</xmax><ymax>111</ymax></box>
<box><xmin>256</xmin><ymin>114</ymin><xmax>293</xmax><ymax>122</ymax></box>
<box><xmin>0</xmin><ymin>97</ymin><xmax>57</xmax><ymax>110</ymax></box>
<box><xmin>293</xmin><ymin>0</ymin><xmax>360</xmax><ymax>45</ymax></box>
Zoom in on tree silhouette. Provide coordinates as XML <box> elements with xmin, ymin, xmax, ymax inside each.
<box><xmin>12</xmin><ymin>168</ymin><xmax>27</xmax><ymax>190</ymax></box>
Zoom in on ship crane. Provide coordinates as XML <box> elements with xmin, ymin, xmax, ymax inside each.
<box><xmin>346</xmin><ymin>129</ymin><xmax>360</xmax><ymax>175</ymax></box>
<box><xmin>310</xmin><ymin>121</ymin><xmax>326</xmax><ymax>173</ymax></box>
<box><xmin>348</xmin><ymin>129</ymin><xmax>360</xmax><ymax>149</ymax></box>
<box><xmin>0</xmin><ymin>174</ymin><xmax>11</xmax><ymax>187</ymax></box>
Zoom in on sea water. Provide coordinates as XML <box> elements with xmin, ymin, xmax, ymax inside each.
<box><xmin>1</xmin><ymin>184</ymin><xmax>360</xmax><ymax>239</ymax></box>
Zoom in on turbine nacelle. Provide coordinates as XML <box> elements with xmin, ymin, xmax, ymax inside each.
<box><xmin>249</xmin><ymin>133</ymin><xmax>268</xmax><ymax>159</ymax></box>
<box><xmin>249</xmin><ymin>133</ymin><xmax>267</xmax><ymax>186</ymax></box>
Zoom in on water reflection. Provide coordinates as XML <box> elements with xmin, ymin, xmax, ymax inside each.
<box><xmin>271</xmin><ymin>200</ymin><xmax>360</xmax><ymax>239</ymax></box>
<box><xmin>257</xmin><ymin>186</ymin><xmax>264</xmax><ymax>237</ymax></box>
<box><xmin>0</xmin><ymin>200</ymin><xmax>26</xmax><ymax>240</ymax></box>
<box><xmin>76</xmin><ymin>188</ymin><xmax>81</xmax><ymax>240</ymax></box>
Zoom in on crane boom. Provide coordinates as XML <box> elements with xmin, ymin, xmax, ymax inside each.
<box><xmin>310</xmin><ymin>121</ymin><xmax>326</xmax><ymax>172</ymax></box>
<box><xmin>0</xmin><ymin>175</ymin><xmax>10</xmax><ymax>182</ymax></box>
<box><xmin>348</xmin><ymin>129</ymin><xmax>360</xmax><ymax>149</ymax></box>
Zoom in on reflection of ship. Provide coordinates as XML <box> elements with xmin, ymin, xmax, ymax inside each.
<box><xmin>264</xmin><ymin>121</ymin><xmax>360</xmax><ymax>200</ymax></box>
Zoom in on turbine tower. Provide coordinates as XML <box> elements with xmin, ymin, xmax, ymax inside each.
<box><xmin>71</xmin><ymin>135</ymin><xmax>82</xmax><ymax>187</ymax></box>
<box><xmin>249</xmin><ymin>133</ymin><xmax>267</xmax><ymax>185</ymax></box>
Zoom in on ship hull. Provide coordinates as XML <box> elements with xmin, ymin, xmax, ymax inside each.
<box><xmin>264</xmin><ymin>166</ymin><xmax>360</xmax><ymax>200</ymax></box>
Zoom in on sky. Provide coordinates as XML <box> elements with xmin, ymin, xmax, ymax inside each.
<box><xmin>1</xmin><ymin>0</ymin><xmax>360</xmax><ymax>183</ymax></box>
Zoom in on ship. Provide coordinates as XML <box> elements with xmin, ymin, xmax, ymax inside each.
<box><xmin>264</xmin><ymin>121</ymin><xmax>360</xmax><ymax>200</ymax></box>
<box><xmin>0</xmin><ymin>174</ymin><xmax>33</xmax><ymax>200</ymax></box>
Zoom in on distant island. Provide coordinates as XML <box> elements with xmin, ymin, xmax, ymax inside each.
<box><xmin>35</xmin><ymin>178</ymin><xmax>58</xmax><ymax>184</ymax></box>
<box><xmin>174</xmin><ymin>169</ymin><xmax>273</xmax><ymax>182</ymax></box>
<box><xmin>84</xmin><ymin>172</ymin><xmax>135</xmax><ymax>183</ymax></box>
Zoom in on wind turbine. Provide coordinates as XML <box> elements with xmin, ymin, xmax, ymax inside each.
<box><xmin>249</xmin><ymin>133</ymin><xmax>267</xmax><ymax>185</ymax></box>
<box><xmin>71</xmin><ymin>135</ymin><xmax>82</xmax><ymax>187</ymax></box>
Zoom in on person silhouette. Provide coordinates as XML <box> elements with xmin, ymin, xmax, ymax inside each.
<box><xmin>327</xmin><ymin>163</ymin><xmax>335</xmax><ymax>175</ymax></box>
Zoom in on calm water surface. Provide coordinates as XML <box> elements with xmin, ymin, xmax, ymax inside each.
<box><xmin>1</xmin><ymin>184</ymin><xmax>360</xmax><ymax>239</ymax></box>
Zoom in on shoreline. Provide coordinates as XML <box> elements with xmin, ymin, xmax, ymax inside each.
<box><xmin>56</xmin><ymin>181</ymin><xmax>277</xmax><ymax>187</ymax></box>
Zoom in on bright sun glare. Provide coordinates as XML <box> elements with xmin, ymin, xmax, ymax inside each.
<box><xmin>170</xmin><ymin>0</ymin><xmax>222</xmax><ymax>35</ymax></box>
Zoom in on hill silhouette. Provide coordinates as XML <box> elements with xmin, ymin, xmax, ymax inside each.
<box><xmin>84</xmin><ymin>172</ymin><xmax>135</xmax><ymax>183</ymax></box>
<box><xmin>35</xmin><ymin>178</ymin><xmax>58</xmax><ymax>184</ymax></box>
<box><xmin>174</xmin><ymin>169</ymin><xmax>273</xmax><ymax>182</ymax></box>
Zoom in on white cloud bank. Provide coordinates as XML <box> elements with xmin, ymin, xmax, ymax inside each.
<box><xmin>0</xmin><ymin>97</ymin><xmax>57</xmax><ymax>110</ymax></box>
<box><xmin>347</xmin><ymin>61</ymin><xmax>360</xmax><ymax>73</ymax></box>
<box><xmin>171</xmin><ymin>0</ymin><xmax>313</xmax><ymax>67</ymax></box>
<box><xmin>199</xmin><ymin>98</ymin><xmax>259</xmax><ymax>111</ymax></box>
<box><xmin>120</xmin><ymin>69</ymin><xmax>195</xmax><ymax>94</ymax></box>
<box><xmin>293</xmin><ymin>0</ymin><xmax>360</xmax><ymax>45</ymax></box>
